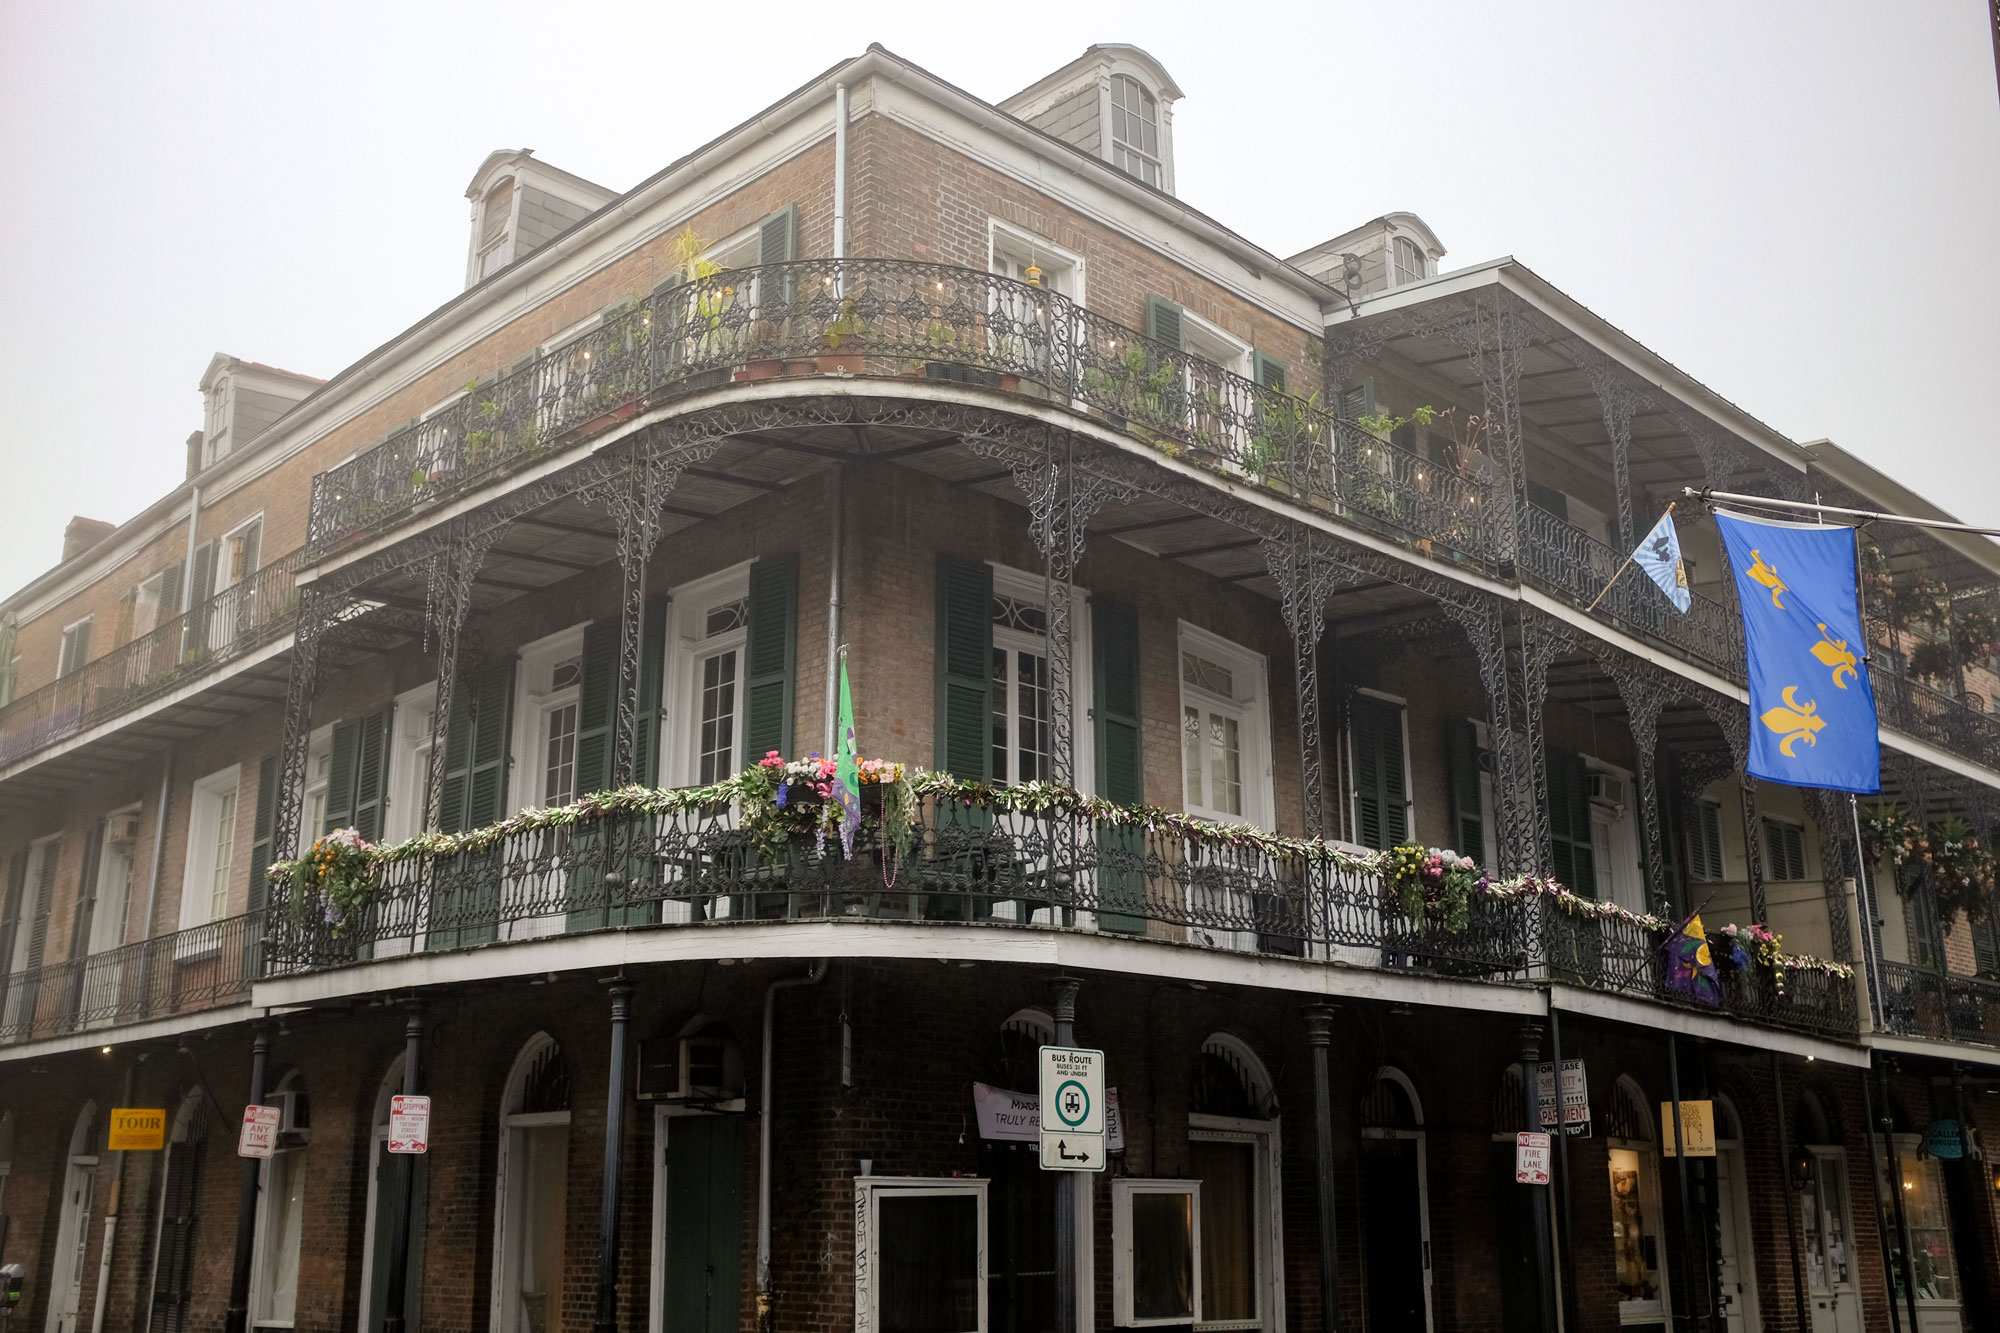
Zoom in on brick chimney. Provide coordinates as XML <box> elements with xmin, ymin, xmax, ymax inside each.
<box><xmin>62</xmin><ymin>516</ymin><xmax>117</xmax><ymax>563</ymax></box>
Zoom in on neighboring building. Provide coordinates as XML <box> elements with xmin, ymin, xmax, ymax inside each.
<box><xmin>3</xmin><ymin>40</ymin><xmax>2000</xmax><ymax>1333</ymax></box>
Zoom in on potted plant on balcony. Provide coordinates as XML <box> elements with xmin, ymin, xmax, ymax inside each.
<box><xmin>817</xmin><ymin>294</ymin><xmax>868</xmax><ymax>375</ymax></box>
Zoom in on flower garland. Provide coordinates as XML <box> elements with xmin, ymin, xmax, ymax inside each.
<box><xmin>1715</xmin><ymin>922</ymin><xmax>1786</xmax><ymax>994</ymax></box>
<box><xmin>289</xmin><ymin>827</ymin><xmax>379</xmax><ymax>936</ymax></box>
<box><xmin>264</xmin><ymin>762</ymin><xmax>1854</xmax><ymax>985</ymax></box>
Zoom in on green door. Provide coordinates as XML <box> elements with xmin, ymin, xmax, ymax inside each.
<box><xmin>661</xmin><ymin>1116</ymin><xmax>743</xmax><ymax>1333</ymax></box>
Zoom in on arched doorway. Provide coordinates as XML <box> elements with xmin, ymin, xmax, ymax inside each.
<box><xmin>651</xmin><ymin>1015</ymin><xmax>745</xmax><ymax>1333</ymax></box>
<box><xmin>249</xmin><ymin>1071</ymin><xmax>309</xmax><ymax>1326</ymax></box>
<box><xmin>984</xmin><ymin>1008</ymin><xmax>1061</xmax><ymax>1333</ymax></box>
<box><xmin>1711</xmin><ymin>1097</ymin><xmax>1760</xmax><ymax>1332</ymax></box>
<box><xmin>494</xmin><ymin>1035</ymin><xmax>570</xmax><ymax>1333</ymax></box>
<box><xmin>148</xmin><ymin>1090</ymin><xmax>207</xmax><ymax>1333</ymax></box>
<box><xmin>45</xmin><ymin>1102</ymin><xmax>97</xmax><ymax>1333</ymax></box>
<box><xmin>1605</xmin><ymin>1076</ymin><xmax>1670</xmax><ymax>1332</ymax></box>
<box><xmin>1187</xmin><ymin>1034</ymin><xmax>1281</xmax><ymax>1333</ymax></box>
<box><xmin>1488</xmin><ymin>1063</ymin><xmax>1545</xmax><ymax>1332</ymax></box>
<box><xmin>1796</xmin><ymin>1090</ymin><xmax>1861</xmax><ymax>1333</ymax></box>
<box><xmin>1359</xmin><ymin>1068</ymin><xmax>1431</xmax><ymax>1333</ymax></box>
<box><xmin>358</xmin><ymin>1055</ymin><xmax>426</xmax><ymax>1333</ymax></box>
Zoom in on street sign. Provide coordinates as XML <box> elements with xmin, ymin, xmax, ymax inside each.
<box><xmin>1536</xmin><ymin>1059</ymin><xmax>1591</xmax><ymax>1137</ymax></box>
<box><xmin>1515</xmin><ymin>1131</ymin><xmax>1552</xmax><ymax>1185</ymax></box>
<box><xmin>1659</xmin><ymin>1100</ymin><xmax>1717</xmax><ymax>1158</ymax></box>
<box><xmin>1039</xmin><ymin>1045</ymin><xmax>1106</xmax><ymax>1172</ymax></box>
<box><xmin>388</xmin><ymin>1094</ymin><xmax>431</xmax><ymax>1154</ymax></box>
<box><xmin>108</xmin><ymin>1107</ymin><xmax>166</xmax><ymax>1152</ymax></box>
<box><xmin>238</xmin><ymin>1104</ymin><xmax>282</xmax><ymax>1160</ymax></box>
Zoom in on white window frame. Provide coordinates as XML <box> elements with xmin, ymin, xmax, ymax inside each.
<box><xmin>219</xmin><ymin>512</ymin><xmax>265</xmax><ymax>590</ymax></box>
<box><xmin>132</xmin><ymin>567</ymin><xmax>178</xmax><ymax>641</ymax></box>
<box><xmin>662</xmin><ymin>562</ymin><xmax>753</xmax><ymax>789</ymax></box>
<box><xmin>181</xmin><ymin>765</ymin><xmax>242</xmax><ymax>931</ymax></box>
<box><xmin>1470</xmin><ymin>718</ymin><xmax>1500</xmax><ymax>871</ymax></box>
<box><xmin>491</xmin><ymin>1034</ymin><xmax>572</xmax><ymax>1333</ymax></box>
<box><xmin>300</xmin><ymin>725</ymin><xmax>334</xmax><ymax>854</ymax></box>
<box><xmin>989</xmin><ymin>563</ymin><xmax>1094</xmax><ymax>796</ymax></box>
<box><xmin>1392</xmin><ymin>236</ymin><xmax>1427</xmax><ymax>286</ymax></box>
<box><xmin>1107</xmin><ymin>74</ymin><xmax>1164</xmax><ymax>188</ymax></box>
<box><xmin>989</xmin><ymin>219</ymin><xmax>1086</xmax><ymax>303</ymax></box>
<box><xmin>204</xmin><ymin>378</ymin><xmax>233</xmax><ymax>466</ymax></box>
<box><xmin>4</xmin><ymin>835</ymin><xmax>59</xmax><ymax>985</ymax></box>
<box><xmin>1113</xmin><ymin>1177</ymin><xmax>1203</xmax><ymax>1328</ymax></box>
<box><xmin>1608</xmin><ymin>1079</ymin><xmax>1672</xmax><ymax>1326</ymax></box>
<box><xmin>1348</xmin><ymin>689</ymin><xmax>1414</xmax><ymax>852</ymax></box>
<box><xmin>1188</xmin><ymin>1115</ymin><xmax>1284</xmax><ymax>1333</ymax></box>
<box><xmin>1583</xmin><ymin>756</ymin><xmax>1643</xmax><ymax>916</ymax></box>
<box><xmin>88</xmin><ymin>804</ymin><xmax>142</xmax><ymax>957</ymax></box>
<box><xmin>1177</xmin><ymin>623</ymin><xmax>1273</xmax><ymax>830</ymax></box>
<box><xmin>476</xmin><ymin>177</ymin><xmax>520</xmax><ymax>279</ymax></box>
<box><xmin>356</xmin><ymin>1057</ymin><xmax>408</xmax><ymax>1333</ymax></box>
<box><xmin>57</xmin><ymin>617</ymin><xmax>92</xmax><ymax>678</ymax></box>
<box><xmin>247</xmin><ymin>1070</ymin><xmax>307</xmax><ymax>1328</ymax></box>
<box><xmin>853</xmin><ymin>1176</ymin><xmax>989</xmax><ymax>1333</ymax></box>
<box><xmin>512</xmin><ymin>626</ymin><xmax>588</xmax><ymax>810</ymax></box>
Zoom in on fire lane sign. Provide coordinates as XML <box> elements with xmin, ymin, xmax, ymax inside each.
<box><xmin>388</xmin><ymin>1095</ymin><xmax>431</xmax><ymax>1155</ymax></box>
<box><xmin>238</xmin><ymin>1104</ymin><xmax>282</xmax><ymax>1160</ymax></box>
<box><xmin>1515</xmin><ymin>1131</ymin><xmax>1552</xmax><ymax>1185</ymax></box>
<box><xmin>1039</xmin><ymin>1046</ymin><xmax>1106</xmax><ymax>1172</ymax></box>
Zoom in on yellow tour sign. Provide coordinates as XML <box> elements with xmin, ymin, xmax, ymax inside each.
<box><xmin>108</xmin><ymin>1107</ymin><xmax>167</xmax><ymax>1151</ymax></box>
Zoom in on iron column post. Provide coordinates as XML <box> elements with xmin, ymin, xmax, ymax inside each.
<box><xmin>1546</xmin><ymin>1009</ymin><xmax>1574</xmax><ymax>1318</ymax></box>
<box><xmin>1518</xmin><ymin>1023</ymin><xmax>1557</xmax><ymax>1332</ymax></box>
<box><xmin>223</xmin><ymin>1025</ymin><xmax>271</xmax><ymax>1333</ymax></box>
<box><xmin>1665</xmin><ymin>1035</ymin><xmax>1704</xmax><ymax>1333</ymax></box>
<box><xmin>1053</xmin><ymin>977</ymin><xmax>1080</xmax><ymax>1333</ymax></box>
<box><xmin>1770</xmin><ymin>1053</ymin><xmax>1811</xmax><ymax>1332</ymax></box>
<box><xmin>1303</xmin><ymin>1005</ymin><xmax>1341</xmax><ymax>1333</ymax></box>
<box><xmin>595</xmin><ymin>982</ymin><xmax>634</xmax><ymax>1333</ymax></box>
<box><xmin>381</xmin><ymin>1003</ymin><xmax>424</xmax><ymax>1333</ymax></box>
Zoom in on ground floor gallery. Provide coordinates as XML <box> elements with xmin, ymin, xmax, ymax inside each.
<box><xmin>1</xmin><ymin>957</ymin><xmax>1997</xmax><ymax>1333</ymax></box>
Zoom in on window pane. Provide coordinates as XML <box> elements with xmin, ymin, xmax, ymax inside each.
<box><xmin>1608</xmin><ymin>1148</ymin><xmax>1661</xmax><ymax>1306</ymax></box>
<box><xmin>880</xmin><ymin>1194</ymin><xmax>981</xmax><ymax>1333</ymax></box>
<box><xmin>1191</xmin><ymin>1141</ymin><xmax>1256</xmax><ymax>1322</ymax></box>
<box><xmin>993</xmin><ymin>647</ymin><xmax>1011</xmax><ymax>783</ymax></box>
<box><xmin>699</xmin><ymin>650</ymin><xmax>738</xmax><ymax>784</ymax></box>
<box><xmin>1182</xmin><ymin>706</ymin><xmax>1205</xmax><ymax>808</ymax></box>
<box><xmin>211</xmin><ymin>790</ymin><xmax>237</xmax><ymax>919</ymax></box>
<box><xmin>1209</xmin><ymin>714</ymin><xmax>1242</xmax><ymax>817</ymax></box>
<box><xmin>544</xmin><ymin>703</ymin><xmax>577</xmax><ymax>806</ymax></box>
<box><xmin>1132</xmin><ymin>1191</ymin><xmax>1195</xmax><ymax>1321</ymax></box>
<box><xmin>1019</xmin><ymin>651</ymin><xmax>1049</xmax><ymax>782</ymax></box>
<box><xmin>257</xmin><ymin>1149</ymin><xmax>305</xmax><ymax>1322</ymax></box>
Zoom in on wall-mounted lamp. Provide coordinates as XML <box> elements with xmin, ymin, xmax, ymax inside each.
<box><xmin>1791</xmin><ymin>1148</ymin><xmax>1816</xmax><ymax>1191</ymax></box>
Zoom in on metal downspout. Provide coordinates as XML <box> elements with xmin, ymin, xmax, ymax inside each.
<box><xmin>757</xmin><ymin>959</ymin><xmax>827</xmax><ymax>1332</ymax></box>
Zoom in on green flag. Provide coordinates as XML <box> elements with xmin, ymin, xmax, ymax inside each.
<box><xmin>835</xmin><ymin>653</ymin><xmax>861</xmax><ymax>854</ymax></box>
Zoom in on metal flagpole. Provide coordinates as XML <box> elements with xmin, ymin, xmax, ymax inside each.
<box><xmin>1586</xmin><ymin>501</ymin><xmax>1676</xmax><ymax>612</ymax></box>
<box><xmin>1687</xmin><ymin>487</ymin><xmax>2000</xmax><ymax>537</ymax></box>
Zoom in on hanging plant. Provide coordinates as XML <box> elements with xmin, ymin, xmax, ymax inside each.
<box><xmin>289</xmin><ymin>827</ymin><xmax>380</xmax><ymax>936</ymax></box>
<box><xmin>1382</xmin><ymin>844</ymin><xmax>1479</xmax><ymax>933</ymax></box>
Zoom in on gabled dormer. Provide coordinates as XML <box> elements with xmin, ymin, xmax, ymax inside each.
<box><xmin>1001</xmin><ymin>45</ymin><xmax>1184</xmax><ymax>195</ymax></box>
<box><xmin>464</xmin><ymin>149</ymin><xmax>620</xmax><ymax>288</ymax></box>
<box><xmin>194</xmin><ymin>354</ymin><xmax>322</xmax><ymax>475</ymax></box>
<box><xmin>1288</xmin><ymin>213</ymin><xmax>1447</xmax><ymax>304</ymax></box>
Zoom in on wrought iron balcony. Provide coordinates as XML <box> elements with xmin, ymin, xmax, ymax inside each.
<box><xmin>260</xmin><ymin>790</ymin><xmax>1856</xmax><ymax>1039</ymax></box>
<box><xmin>0</xmin><ymin>548</ymin><xmax>304</xmax><ymax>770</ymax></box>
<box><xmin>1876</xmin><ymin>960</ymin><xmax>2000</xmax><ymax>1047</ymax></box>
<box><xmin>0</xmin><ymin>909</ymin><xmax>262</xmax><ymax>1047</ymax></box>
<box><xmin>1871</xmin><ymin>670</ymin><xmax>2000</xmax><ymax>771</ymax></box>
<box><xmin>306</xmin><ymin>258</ymin><xmax>1493</xmax><ymax>563</ymax></box>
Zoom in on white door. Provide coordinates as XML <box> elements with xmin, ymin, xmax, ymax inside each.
<box><xmin>1801</xmin><ymin>1148</ymin><xmax>1863</xmax><ymax>1333</ymax></box>
<box><xmin>46</xmin><ymin>1155</ymin><xmax>98</xmax><ymax>1333</ymax></box>
<box><xmin>1713</xmin><ymin>1144</ymin><xmax>1759</xmax><ymax>1332</ymax></box>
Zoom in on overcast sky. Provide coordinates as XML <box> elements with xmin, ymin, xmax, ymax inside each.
<box><xmin>1</xmin><ymin>0</ymin><xmax>1994</xmax><ymax>596</ymax></box>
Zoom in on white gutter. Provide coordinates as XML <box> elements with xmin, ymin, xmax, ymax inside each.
<box><xmin>756</xmin><ymin>958</ymin><xmax>827</xmax><ymax>1321</ymax></box>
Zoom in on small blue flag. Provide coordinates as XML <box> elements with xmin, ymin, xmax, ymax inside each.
<box><xmin>1715</xmin><ymin>510</ymin><xmax>1880</xmax><ymax>794</ymax></box>
<box><xmin>1631</xmin><ymin>509</ymin><xmax>1691</xmax><ymax>613</ymax></box>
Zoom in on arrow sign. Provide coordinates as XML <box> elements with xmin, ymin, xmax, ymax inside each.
<box><xmin>1039</xmin><ymin>1046</ymin><xmax>1106</xmax><ymax>1172</ymax></box>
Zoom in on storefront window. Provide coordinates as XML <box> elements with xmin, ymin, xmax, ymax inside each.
<box><xmin>1114</xmin><ymin>1179</ymin><xmax>1201</xmax><ymax>1326</ymax></box>
<box><xmin>1607</xmin><ymin>1146</ymin><xmax>1664</xmax><ymax>1314</ymax></box>
<box><xmin>1880</xmin><ymin>1142</ymin><xmax>1959</xmax><ymax>1304</ymax></box>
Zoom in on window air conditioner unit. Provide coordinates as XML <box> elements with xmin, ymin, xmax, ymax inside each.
<box><xmin>1587</xmin><ymin>773</ymin><xmax>1625</xmax><ymax>812</ymax></box>
<box><xmin>107</xmin><ymin>812</ymin><xmax>142</xmax><ymax>847</ymax></box>
<box><xmin>272</xmin><ymin>1089</ymin><xmax>311</xmax><ymax>1146</ymax></box>
<box><xmin>634</xmin><ymin>1028</ymin><xmax>745</xmax><ymax>1107</ymax></box>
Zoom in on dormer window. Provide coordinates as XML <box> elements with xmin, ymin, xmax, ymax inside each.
<box><xmin>203</xmin><ymin>378</ymin><xmax>232</xmax><ymax>467</ymax></box>
<box><xmin>1110</xmin><ymin>75</ymin><xmax>1162</xmax><ymax>187</ymax></box>
<box><xmin>477</xmin><ymin>177</ymin><xmax>516</xmax><ymax>279</ymax></box>
<box><xmin>1393</xmin><ymin>237</ymin><xmax>1426</xmax><ymax>286</ymax></box>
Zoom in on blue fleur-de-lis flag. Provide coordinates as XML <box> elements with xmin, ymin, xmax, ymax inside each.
<box><xmin>1714</xmin><ymin>510</ymin><xmax>1880</xmax><ymax>793</ymax></box>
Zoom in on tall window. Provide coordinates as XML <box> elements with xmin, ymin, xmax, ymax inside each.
<box><xmin>856</xmin><ymin>1179</ymin><xmax>989</xmax><ymax>1333</ymax></box>
<box><xmin>478</xmin><ymin>178</ymin><xmax>516</xmax><ymax>278</ymax></box>
<box><xmin>1392</xmin><ymin>237</ymin><xmax>1425</xmax><ymax>286</ymax></box>
<box><xmin>667</xmin><ymin>567</ymin><xmax>752</xmax><ymax>789</ymax></box>
<box><xmin>1686</xmin><ymin>800</ymin><xmax>1725</xmax><ymax>882</ymax></box>
<box><xmin>542</xmin><ymin>659</ymin><xmax>581</xmax><ymax>805</ymax></box>
<box><xmin>1606</xmin><ymin>1078</ymin><xmax>1669</xmax><ymax>1325</ymax></box>
<box><xmin>697</xmin><ymin>599</ymin><xmax>747</xmax><ymax>783</ymax></box>
<box><xmin>58</xmin><ymin>619</ymin><xmax>92</xmax><ymax>678</ymax></box>
<box><xmin>992</xmin><ymin>592</ymin><xmax>1051</xmax><ymax>784</ymax></box>
<box><xmin>1110</xmin><ymin>75</ymin><xmax>1162</xmax><ymax>187</ymax></box>
<box><xmin>251</xmin><ymin>1072</ymin><xmax>308</xmax><ymax>1326</ymax></box>
<box><xmin>494</xmin><ymin>1036</ymin><xmax>570</xmax><ymax>1333</ymax></box>
<box><xmin>1189</xmin><ymin>1037</ymin><xmax>1280</xmax><ymax>1333</ymax></box>
<box><xmin>182</xmin><ymin>766</ymin><xmax>241</xmax><ymax>928</ymax></box>
<box><xmin>1178</xmin><ymin>628</ymin><xmax>1269</xmax><ymax>827</ymax></box>
<box><xmin>1763</xmin><ymin>818</ymin><xmax>1807</xmax><ymax>882</ymax></box>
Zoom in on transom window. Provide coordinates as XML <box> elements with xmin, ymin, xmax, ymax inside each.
<box><xmin>667</xmin><ymin>566</ymin><xmax>753</xmax><ymax>789</ymax></box>
<box><xmin>1179</xmin><ymin>630</ymin><xmax>1269</xmax><ymax>826</ymax></box>
<box><xmin>1110</xmin><ymin>75</ymin><xmax>1162</xmax><ymax>187</ymax></box>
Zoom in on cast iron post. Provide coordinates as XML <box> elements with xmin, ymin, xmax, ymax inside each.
<box><xmin>1518</xmin><ymin>1023</ymin><xmax>1557</xmax><ymax>1332</ymax></box>
<box><xmin>1053</xmin><ymin>977</ymin><xmax>1080</xmax><ymax>1333</ymax></box>
<box><xmin>381</xmin><ymin>1003</ymin><xmax>425</xmax><ymax>1333</ymax></box>
<box><xmin>1771</xmin><ymin>1054</ymin><xmax>1812</xmax><ymax>1331</ymax></box>
<box><xmin>1665</xmin><ymin>1035</ymin><xmax>1704</xmax><ymax>1333</ymax></box>
<box><xmin>223</xmin><ymin>1025</ymin><xmax>271</xmax><ymax>1333</ymax></box>
<box><xmin>1303</xmin><ymin>1005</ymin><xmax>1341</xmax><ymax>1333</ymax></box>
<box><xmin>595</xmin><ymin>982</ymin><xmax>634</xmax><ymax>1333</ymax></box>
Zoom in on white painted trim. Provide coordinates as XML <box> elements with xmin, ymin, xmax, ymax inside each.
<box><xmin>1187</xmin><ymin>1115</ymin><xmax>1283</xmax><ymax>1333</ymax></box>
<box><xmin>181</xmin><ymin>764</ymin><xmax>244</xmax><ymax>930</ymax></box>
<box><xmin>1177</xmin><ymin>622</ymin><xmax>1273</xmax><ymax>831</ymax></box>
<box><xmin>1113</xmin><ymin>1177</ymin><xmax>1202</xmax><ymax>1327</ymax></box>
<box><xmin>356</xmin><ymin>1055</ymin><xmax>410</xmax><ymax>1333</ymax></box>
<box><xmin>492</xmin><ymin>1033</ymin><xmax>568</xmax><ymax>1333</ymax></box>
<box><xmin>662</xmin><ymin>561</ymin><xmax>753</xmax><ymax>789</ymax></box>
<box><xmin>854</xmin><ymin>1176</ymin><xmax>989</xmax><ymax>1333</ymax></box>
<box><xmin>988</xmin><ymin>218</ymin><xmax>1086</xmax><ymax>306</ymax></box>
<box><xmin>0</xmin><ymin>1002</ymin><xmax>255</xmax><ymax>1067</ymax></box>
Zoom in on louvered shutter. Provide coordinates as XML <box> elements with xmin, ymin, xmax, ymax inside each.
<box><xmin>1975</xmin><ymin>919</ymin><xmax>2000</xmax><ymax>980</ymax></box>
<box><xmin>1445</xmin><ymin>717</ymin><xmax>1485</xmax><ymax>861</ymax></box>
<box><xmin>1093</xmin><ymin>598</ymin><xmax>1146</xmax><ymax>933</ymax></box>
<box><xmin>934</xmin><ymin>559</ymin><xmax>994</xmax><ymax>779</ymax></box>
<box><xmin>574</xmin><ymin>617</ymin><xmax>619</xmax><ymax>798</ymax></box>
<box><xmin>24</xmin><ymin>840</ymin><xmax>57</xmax><ymax>972</ymax></box>
<box><xmin>352</xmin><ymin>706</ymin><xmax>394</xmax><ymax>844</ymax></box>
<box><xmin>188</xmin><ymin>539</ymin><xmax>218</xmax><ymax>606</ymax></box>
<box><xmin>1547</xmin><ymin>750</ymin><xmax>1595</xmax><ymax>896</ymax></box>
<box><xmin>432</xmin><ymin>658</ymin><xmax>514</xmax><ymax>949</ymax></box>
<box><xmin>1253</xmin><ymin>352</ymin><xmax>1287</xmax><ymax>394</ymax></box>
<box><xmin>741</xmin><ymin>556</ymin><xmax>798</xmax><ymax>765</ymax></box>
<box><xmin>69</xmin><ymin>824</ymin><xmax>104</xmax><ymax>961</ymax></box>
<box><xmin>152</xmin><ymin>1133</ymin><xmax>206</xmax><ymax>1333</ymax></box>
<box><xmin>159</xmin><ymin>562</ymin><xmax>186</xmax><ymax>617</ymax></box>
<box><xmin>323</xmin><ymin>720</ymin><xmax>361</xmax><ymax>834</ymax></box>
<box><xmin>1338</xmin><ymin>380</ymin><xmax>1376</xmax><ymax>420</ymax></box>
<box><xmin>634</xmin><ymin>593</ymin><xmax>670</xmax><ymax>787</ymax></box>
<box><xmin>246</xmin><ymin>755</ymin><xmax>277</xmax><ymax>978</ymax></box>
<box><xmin>465</xmin><ymin>660</ymin><xmax>515</xmax><ymax>829</ymax></box>
<box><xmin>437</xmin><ymin>689</ymin><xmax>477</xmax><ymax>836</ymax></box>
<box><xmin>1351</xmin><ymin>696</ymin><xmax>1407</xmax><ymax>851</ymax></box>
<box><xmin>1145</xmin><ymin>294</ymin><xmax>1185</xmax><ymax>350</ymax></box>
<box><xmin>758</xmin><ymin>205</ymin><xmax>798</xmax><ymax>322</ymax></box>
<box><xmin>0</xmin><ymin>849</ymin><xmax>25</xmax><ymax>1022</ymax></box>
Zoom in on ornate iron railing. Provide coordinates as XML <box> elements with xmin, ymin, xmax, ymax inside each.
<box><xmin>1877</xmin><ymin>960</ymin><xmax>2000</xmax><ymax>1047</ymax></box>
<box><xmin>0</xmin><ymin>549</ymin><xmax>304</xmax><ymax>768</ymax></box>
<box><xmin>1518</xmin><ymin>505</ymin><xmax>1741</xmax><ymax>675</ymax></box>
<box><xmin>1870</xmin><ymin>670</ymin><xmax>2000</xmax><ymax>771</ymax></box>
<box><xmin>0</xmin><ymin>910</ymin><xmax>263</xmax><ymax>1046</ymax></box>
<box><xmin>261</xmin><ymin>792</ymin><xmax>1855</xmax><ymax>1037</ymax></box>
<box><xmin>305</xmin><ymin>259</ymin><xmax>1493</xmax><ymax>562</ymax></box>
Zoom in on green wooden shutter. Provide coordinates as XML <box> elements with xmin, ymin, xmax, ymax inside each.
<box><xmin>68</xmin><ymin>823</ymin><xmax>104</xmax><ymax>961</ymax></box>
<box><xmin>323</xmin><ymin>720</ymin><xmax>361</xmax><ymax>834</ymax></box>
<box><xmin>23</xmin><ymin>838</ymin><xmax>58</xmax><ymax>972</ymax></box>
<box><xmin>1253</xmin><ymin>352</ymin><xmax>1287</xmax><ymax>393</ymax></box>
<box><xmin>759</xmin><ymin>205</ymin><xmax>797</xmax><ymax>266</ymax></box>
<box><xmin>574</xmin><ymin>618</ymin><xmax>620</xmax><ymax>798</ymax></box>
<box><xmin>1145</xmin><ymin>295</ymin><xmax>1185</xmax><ymax>350</ymax></box>
<box><xmin>1338</xmin><ymin>380</ymin><xmax>1376</xmax><ymax>420</ymax></box>
<box><xmin>634</xmin><ymin>593</ymin><xmax>671</xmax><ymax>788</ymax></box>
<box><xmin>1351</xmin><ymin>696</ymin><xmax>1408</xmax><ymax>851</ymax></box>
<box><xmin>741</xmin><ymin>556</ymin><xmax>798</xmax><ymax>765</ymax></box>
<box><xmin>1093</xmin><ymin>597</ymin><xmax>1146</xmax><ymax>934</ymax></box>
<box><xmin>934</xmin><ymin>558</ymin><xmax>994</xmax><ymax>779</ymax></box>
<box><xmin>465</xmin><ymin>660</ymin><xmax>515</xmax><ymax>829</ymax></box>
<box><xmin>0</xmin><ymin>849</ymin><xmax>25</xmax><ymax>1017</ymax></box>
<box><xmin>351</xmin><ymin>705</ymin><xmax>394</xmax><ymax>844</ymax></box>
<box><xmin>1445</xmin><ymin>717</ymin><xmax>1484</xmax><ymax>862</ymax></box>
<box><xmin>432</xmin><ymin>659</ymin><xmax>513</xmax><ymax>949</ymax></box>
<box><xmin>188</xmin><ymin>539</ymin><xmax>218</xmax><ymax>606</ymax></box>
<box><xmin>1547</xmin><ymin>749</ymin><xmax>1595</xmax><ymax>896</ymax></box>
